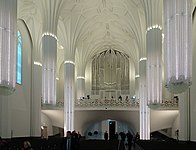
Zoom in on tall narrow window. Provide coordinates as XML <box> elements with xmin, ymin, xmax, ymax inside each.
<box><xmin>17</xmin><ymin>31</ymin><xmax>22</xmax><ymax>84</ymax></box>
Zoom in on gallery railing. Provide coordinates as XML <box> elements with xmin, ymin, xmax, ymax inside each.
<box><xmin>158</xmin><ymin>98</ymin><xmax>179</xmax><ymax>110</ymax></box>
<box><xmin>74</xmin><ymin>98</ymin><xmax>139</xmax><ymax>110</ymax></box>
<box><xmin>41</xmin><ymin>97</ymin><xmax>178</xmax><ymax>110</ymax></box>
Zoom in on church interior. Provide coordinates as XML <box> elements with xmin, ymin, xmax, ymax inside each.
<box><xmin>1</xmin><ymin>0</ymin><xmax>196</xmax><ymax>149</ymax></box>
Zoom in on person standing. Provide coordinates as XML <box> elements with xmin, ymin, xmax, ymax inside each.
<box><xmin>126</xmin><ymin>131</ymin><xmax>133</xmax><ymax>150</ymax></box>
<box><xmin>176</xmin><ymin>129</ymin><xmax>179</xmax><ymax>141</ymax></box>
<box><xmin>104</xmin><ymin>131</ymin><xmax>108</xmax><ymax>140</ymax></box>
<box><xmin>115</xmin><ymin>132</ymin><xmax>119</xmax><ymax>140</ymax></box>
<box><xmin>22</xmin><ymin>141</ymin><xmax>33</xmax><ymax>150</ymax></box>
<box><xmin>64</xmin><ymin>131</ymin><xmax>76</xmax><ymax>150</ymax></box>
<box><xmin>119</xmin><ymin>131</ymin><xmax>126</xmax><ymax>143</ymax></box>
<box><xmin>133</xmin><ymin>132</ymin><xmax>140</xmax><ymax>148</ymax></box>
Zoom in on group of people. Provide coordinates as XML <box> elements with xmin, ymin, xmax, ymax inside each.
<box><xmin>0</xmin><ymin>130</ymin><xmax>82</xmax><ymax>150</ymax></box>
<box><xmin>120</xmin><ymin>131</ymin><xmax>140</xmax><ymax>150</ymax></box>
<box><xmin>0</xmin><ymin>130</ymin><xmax>140</xmax><ymax>150</ymax></box>
<box><xmin>22</xmin><ymin>141</ymin><xmax>33</xmax><ymax>150</ymax></box>
<box><xmin>0</xmin><ymin>137</ymin><xmax>33</xmax><ymax>150</ymax></box>
<box><xmin>0</xmin><ymin>136</ymin><xmax>8</xmax><ymax>150</ymax></box>
<box><xmin>103</xmin><ymin>131</ymin><xmax>140</xmax><ymax>150</ymax></box>
<box><xmin>63</xmin><ymin>130</ymin><xmax>81</xmax><ymax>150</ymax></box>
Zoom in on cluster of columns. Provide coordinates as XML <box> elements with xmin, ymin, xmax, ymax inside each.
<box><xmin>0</xmin><ymin>0</ymin><xmax>17</xmax><ymax>137</ymax></box>
<box><xmin>0</xmin><ymin>0</ymin><xmax>193</xmax><ymax>140</ymax></box>
<box><xmin>64</xmin><ymin>61</ymin><xmax>75</xmax><ymax>132</ymax></box>
<box><xmin>139</xmin><ymin>0</ymin><xmax>163</xmax><ymax>140</ymax></box>
<box><xmin>139</xmin><ymin>0</ymin><xmax>192</xmax><ymax>140</ymax></box>
<box><xmin>39</xmin><ymin>0</ymin><xmax>77</xmax><ymax>133</ymax></box>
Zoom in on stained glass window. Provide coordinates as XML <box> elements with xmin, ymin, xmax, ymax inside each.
<box><xmin>17</xmin><ymin>31</ymin><xmax>22</xmax><ymax>84</ymax></box>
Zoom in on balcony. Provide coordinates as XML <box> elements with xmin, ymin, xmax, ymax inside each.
<box><xmin>74</xmin><ymin>98</ymin><xmax>139</xmax><ymax>110</ymax></box>
<box><xmin>41</xmin><ymin>98</ymin><xmax>178</xmax><ymax>110</ymax></box>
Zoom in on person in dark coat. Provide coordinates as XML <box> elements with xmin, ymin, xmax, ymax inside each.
<box><xmin>126</xmin><ymin>131</ymin><xmax>133</xmax><ymax>150</ymax></box>
<box><xmin>104</xmin><ymin>131</ymin><xmax>109</xmax><ymax>140</ymax></box>
<box><xmin>115</xmin><ymin>132</ymin><xmax>119</xmax><ymax>140</ymax></box>
<box><xmin>133</xmin><ymin>132</ymin><xmax>140</xmax><ymax>148</ymax></box>
<box><xmin>119</xmin><ymin>131</ymin><xmax>126</xmax><ymax>143</ymax></box>
<box><xmin>64</xmin><ymin>131</ymin><xmax>77</xmax><ymax>150</ymax></box>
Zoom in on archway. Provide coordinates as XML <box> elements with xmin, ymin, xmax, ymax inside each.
<box><xmin>84</xmin><ymin>119</ymin><xmax>135</xmax><ymax>140</ymax></box>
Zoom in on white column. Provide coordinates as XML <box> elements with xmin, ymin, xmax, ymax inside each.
<box><xmin>129</xmin><ymin>61</ymin><xmax>135</xmax><ymax>97</ymax></box>
<box><xmin>190</xmin><ymin>11</ymin><xmax>196</xmax><ymax>141</ymax></box>
<box><xmin>64</xmin><ymin>61</ymin><xmax>75</xmax><ymax>133</ymax></box>
<box><xmin>75</xmin><ymin>49</ymin><xmax>86</xmax><ymax>100</ymax></box>
<box><xmin>135</xmin><ymin>62</ymin><xmax>140</xmax><ymax>101</ymax></box>
<box><xmin>30</xmin><ymin>64</ymin><xmax>41</xmax><ymax>136</ymax></box>
<box><xmin>76</xmin><ymin>77</ymin><xmax>85</xmax><ymax>99</ymax></box>
<box><xmin>41</xmin><ymin>0</ymin><xmax>63</xmax><ymax>105</ymax></box>
<box><xmin>0</xmin><ymin>0</ymin><xmax>17</xmax><ymax>138</ymax></box>
<box><xmin>178</xmin><ymin>91</ymin><xmax>189</xmax><ymax>140</ymax></box>
<box><xmin>164</xmin><ymin>0</ymin><xmax>192</xmax><ymax>94</ymax></box>
<box><xmin>135</xmin><ymin>76</ymin><xmax>139</xmax><ymax>103</ymax></box>
<box><xmin>146</xmin><ymin>28</ymin><xmax>162</xmax><ymax>107</ymax></box>
<box><xmin>139</xmin><ymin>59</ymin><xmax>150</xmax><ymax>140</ymax></box>
<box><xmin>0</xmin><ymin>0</ymin><xmax>17</xmax><ymax>95</ymax></box>
<box><xmin>42</xmin><ymin>34</ymin><xmax>57</xmax><ymax>104</ymax></box>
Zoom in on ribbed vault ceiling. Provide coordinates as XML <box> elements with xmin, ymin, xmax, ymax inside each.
<box><xmin>17</xmin><ymin>0</ymin><xmax>196</xmax><ymax>73</ymax></box>
<box><xmin>17</xmin><ymin>0</ymin><xmax>145</xmax><ymax>70</ymax></box>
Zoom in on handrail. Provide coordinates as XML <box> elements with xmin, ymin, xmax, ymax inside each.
<box><xmin>41</xmin><ymin>98</ymin><xmax>178</xmax><ymax>110</ymax></box>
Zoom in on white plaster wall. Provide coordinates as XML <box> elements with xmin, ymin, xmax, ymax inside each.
<box><xmin>190</xmin><ymin>9</ymin><xmax>196</xmax><ymax>141</ymax></box>
<box><xmin>0</xmin><ymin>20</ymin><xmax>33</xmax><ymax>138</ymax></box>
<box><xmin>41</xmin><ymin>110</ymin><xmax>64</xmax><ymax>128</ymax></box>
<box><xmin>41</xmin><ymin>112</ymin><xmax>53</xmax><ymax>136</ymax></box>
<box><xmin>0</xmin><ymin>96</ymin><xmax>12</xmax><ymax>138</ymax></box>
<box><xmin>53</xmin><ymin>126</ymin><xmax>61</xmax><ymax>135</ymax></box>
<box><xmin>10</xmin><ymin>85</ymin><xmax>31</xmax><ymax>137</ymax></box>
<box><xmin>101</xmin><ymin>120</ymin><xmax>109</xmax><ymax>138</ymax></box>
<box><xmin>10</xmin><ymin>20</ymin><xmax>32</xmax><ymax>137</ymax></box>
<box><xmin>172</xmin><ymin>113</ymin><xmax>179</xmax><ymax>139</ymax></box>
<box><xmin>31</xmin><ymin>65</ymin><xmax>42</xmax><ymax>136</ymax></box>
<box><xmin>150</xmin><ymin>110</ymin><xmax>179</xmax><ymax>132</ymax></box>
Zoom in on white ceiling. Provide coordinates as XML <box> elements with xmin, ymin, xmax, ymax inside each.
<box><xmin>17</xmin><ymin>0</ymin><xmax>196</xmax><ymax>73</ymax></box>
<box><xmin>17</xmin><ymin>0</ymin><xmax>146</xmax><ymax>73</ymax></box>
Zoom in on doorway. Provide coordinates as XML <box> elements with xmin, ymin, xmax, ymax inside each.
<box><xmin>109</xmin><ymin>121</ymin><xmax>116</xmax><ymax>140</ymax></box>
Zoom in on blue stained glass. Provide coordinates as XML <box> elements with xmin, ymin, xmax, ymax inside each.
<box><xmin>17</xmin><ymin>31</ymin><xmax>22</xmax><ymax>84</ymax></box>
